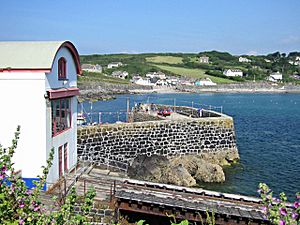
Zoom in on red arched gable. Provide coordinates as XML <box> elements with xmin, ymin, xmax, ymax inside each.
<box><xmin>56</xmin><ymin>41</ymin><xmax>82</xmax><ymax>75</ymax></box>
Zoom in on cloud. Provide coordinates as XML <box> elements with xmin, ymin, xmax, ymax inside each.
<box><xmin>281</xmin><ymin>35</ymin><xmax>300</xmax><ymax>44</ymax></box>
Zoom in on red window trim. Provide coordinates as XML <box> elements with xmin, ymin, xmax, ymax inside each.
<box><xmin>48</xmin><ymin>88</ymin><xmax>80</xmax><ymax>100</ymax></box>
<box><xmin>58</xmin><ymin>57</ymin><xmax>67</xmax><ymax>80</ymax></box>
<box><xmin>51</xmin><ymin>98</ymin><xmax>72</xmax><ymax>137</ymax></box>
<box><xmin>64</xmin><ymin>143</ymin><xmax>68</xmax><ymax>173</ymax></box>
<box><xmin>58</xmin><ymin>146</ymin><xmax>63</xmax><ymax>178</ymax></box>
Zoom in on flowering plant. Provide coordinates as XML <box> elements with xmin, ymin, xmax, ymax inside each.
<box><xmin>0</xmin><ymin>126</ymin><xmax>96</xmax><ymax>224</ymax></box>
<box><xmin>258</xmin><ymin>183</ymin><xmax>300</xmax><ymax>225</ymax></box>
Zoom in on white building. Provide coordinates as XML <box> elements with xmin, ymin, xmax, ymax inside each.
<box><xmin>111</xmin><ymin>71</ymin><xmax>128</xmax><ymax>79</ymax></box>
<box><xmin>145</xmin><ymin>71</ymin><xmax>166</xmax><ymax>80</ymax></box>
<box><xmin>166</xmin><ymin>77</ymin><xmax>179</xmax><ymax>86</ymax></box>
<box><xmin>0</xmin><ymin>41</ymin><xmax>81</xmax><ymax>188</ymax></box>
<box><xmin>107</xmin><ymin>62</ymin><xmax>123</xmax><ymax>69</ymax></box>
<box><xmin>199</xmin><ymin>56</ymin><xmax>209</xmax><ymax>64</ymax></box>
<box><xmin>268</xmin><ymin>72</ymin><xmax>283</xmax><ymax>82</ymax></box>
<box><xmin>195</xmin><ymin>78</ymin><xmax>217</xmax><ymax>86</ymax></box>
<box><xmin>81</xmin><ymin>64</ymin><xmax>102</xmax><ymax>73</ymax></box>
<box><xmin>223</xmin><ymin>69</ymin><xmax>243</xmax><ymax>77</ymax></box>
<box><xmin>239</xmin><ymin>57</ymin><xmax>251</xmax><ymax>63</ymax></box>
<box><xmin>131</xmin><ymin>76</ymin><xmax>152</xmax><ymax>86</ymax></box>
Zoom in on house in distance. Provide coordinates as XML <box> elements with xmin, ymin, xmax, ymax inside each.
<box><xmin>0</xmin><ymin>41</ymin><xmax>82</xmax><ymax>188</ymax></box>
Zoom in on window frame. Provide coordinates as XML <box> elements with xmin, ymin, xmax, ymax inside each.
<box><xmin>64</xmin><ymin>143</ymin><xmax>68</xmax><ymax>173</ymax></box>
<box><xmin>58</xmin><ymin>57</ymin><xmax>67</xmax><ymax>80</ymax></box>
<box><xmin>51</xmin><ymin>98</ymin><xmax>72</xmax><ymax>137</ymax></box>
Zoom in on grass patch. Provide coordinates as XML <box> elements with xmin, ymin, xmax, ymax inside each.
<box><xmin>153</xmin><ymin>65</ymin><xmax>234</xmax><ymax>83</ymax></box>
<box><xmin>146</xmin><ymin>56</ymin><xmax>183</xmax><ymax>64</ymax></box>
<box><xmin>79</xmin><ymin>71</ymin><xmax>130</xmax><ymax>85</ymax></box>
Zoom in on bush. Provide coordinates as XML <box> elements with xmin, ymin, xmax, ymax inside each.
<box><xmin>258</xmin><ymin>183</ymin><xmax>300</xmax><ymax>225</ymax></box>
<box><xmin>0</xmin><ymin>126</ymin><xmax>96</xmax><ymax>224</ymax></box>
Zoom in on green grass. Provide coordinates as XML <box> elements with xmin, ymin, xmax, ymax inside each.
<box><xmin>154</xmin><ymin>65</ymin><xmax>234</xmax><ymax>83</ymax></box>
<box><xmin>146</xmin><ymin>56</ymin><xmax>183</xmax><ymax>64</ymax></box>
<box><xmin>78</xmin><ymin>71</ymin><xmax>130</xmax><ymax>85</ymax></box>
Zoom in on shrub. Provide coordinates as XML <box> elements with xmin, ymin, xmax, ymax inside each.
<box><xmin>0</xmin><ymin>126</ymin><xmax>96</xmax><ymax>224</ymax></box>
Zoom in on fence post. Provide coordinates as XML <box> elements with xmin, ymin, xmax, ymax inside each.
<box><xmin>173</xmin><ymin>98</ymin><xmax>176</xmax><ymax>112</ymax></box>
<box><xmin>84</xmin><ymin>180</ymin><xmax>86</xmax><ymax>195</ymax></box>
<box><xmin>113</xmin><ymin>180</ymin><xmax>116</xmax><ymax>196</ymax></box>
<box><xmin>191</xmin><ymin>101</ymin><xmax>194</xmax><ymax>116</ymax></box>
<box><xmin>126</xmin><ymin>98</ymin><xmax>130</xmax><ymax>122</ymax></box>
<box><xmin>98</xmin><ymin>112</ymin><xmax>102</xmax><ymax>124</ymax></box>
<box><xmin>64</xmin><ymin>178</ymin><xmax>67</xmax><ymax>197</ymax></box>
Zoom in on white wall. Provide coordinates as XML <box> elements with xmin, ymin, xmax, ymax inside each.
<box><xmin>45</xmin><ymin>47</ymin><xmax>77</xmax><ymax>90</ymax></box>
<box><xmin>0</xmin><ymin>72</ymin><xmax>46</xmax><ymax>178</ymax></box>
<box><xmin>45</xmin><ymin>46</ymin><xmax>78</xmax><ymax>184</ymax></box>
<box><xmin>46</xmin><ymin>97</ymin><xmax>77</xmax><ymax>184</ymax></box>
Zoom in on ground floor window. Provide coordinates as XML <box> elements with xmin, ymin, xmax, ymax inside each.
<box><xmin>51</xmin><ymin>98</ymin><xmax>71</xmax><ymax>136</ymax></box>
<box><xmin>64</xmin><ymin>143</ymin><xmax>68</xmax><ymax>173</ymax></box>
<box><xmin>58</xmin><ymin>143</ymin><xmax>68</xmax><ymax>177</ymax></box>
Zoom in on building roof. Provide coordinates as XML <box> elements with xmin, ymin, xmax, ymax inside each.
<box><xmin>0</xmin><ymin>41</ymin><xmax>82</xmax><ymax>74</ymax></box>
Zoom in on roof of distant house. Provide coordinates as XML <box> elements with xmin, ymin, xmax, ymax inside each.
<box><xmin>0</xmin><ymin>41</ymin><xmax>81</xmax><ymax>74</ymax></box>
<box><xmin>225</xmin><ymin>69</ymin><xmax>242</xmax><ymax>72</ymax></box>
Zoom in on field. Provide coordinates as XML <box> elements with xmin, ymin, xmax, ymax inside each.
<box><xmin>146</xmin><ymin>56</ymin><xmax>183</xmax><ymax>64</ymax></box>
<box><xmin>78</xmin><ymin>71</ymin><xmax>130</xmax><ymax>85</ymax></box>
<box><xmin>154</xmin><ymin>65</ymin><xmax>234</xmax><ymax>83</ymax></box>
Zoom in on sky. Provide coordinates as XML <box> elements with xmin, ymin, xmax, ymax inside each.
<box><xmin>0</xmin><ymin>0</ymin><xmax>300</xmax><ymax>55</ymax></box>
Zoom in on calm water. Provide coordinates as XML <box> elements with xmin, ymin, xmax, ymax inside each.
<box><xmin>81</xmin><ymin>93</ymin><xmax>300</xmax><ymax>199</ymax></box>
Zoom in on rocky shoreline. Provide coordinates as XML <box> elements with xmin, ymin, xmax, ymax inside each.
<box><xmin>128</xmin><ymin>149</ymin><xmax>239</xmax><ymax>186</ymax></box>
<box><xmin>78</xmin><ymin>81</ymin><xmax>300</xmax><ymax>102</ymax></box>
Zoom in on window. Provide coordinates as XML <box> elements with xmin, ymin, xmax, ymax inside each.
<box><xmin>58</xmin><ymin>57</ymin><xmax>67</xmax><ymax>80</ymax></box>
<box><xmin>51</xmin><ymin>98</ymin><xmax>71</xmax><ymax>136</ymax></box>
<box><xmin>58</xmin><ymin>146</ymin><xmax>63</xmax><ymax>178</ymax></box>
<box><xmin>58</xmin><ymin>143</ymin><xmax>68</xmax><ymax>178</ymax></box>
<box><xmin>64</xmin><ymin>143</ymin><xmax>68</xmax><ymax>172</ymax></box>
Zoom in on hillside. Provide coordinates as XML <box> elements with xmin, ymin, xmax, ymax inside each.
<box><xmin>80</xmin><ymin>51</ymin><xmax>300</xmax><ymax>84</ymax></box>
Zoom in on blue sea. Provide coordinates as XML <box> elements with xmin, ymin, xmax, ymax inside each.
<box><xmin>81</xmin><ymin>93</ymin><xmax>300</xmax><ymax>199</ymax></box>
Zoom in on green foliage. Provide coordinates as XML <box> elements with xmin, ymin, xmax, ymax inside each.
<box><xmin>0</xmin><ymin>127</ymin><xmax>96</xmax><ymax>224</ymax></box>
<box><xmin>146</xmin><ymin>56</ymin><xmax>183</xmax><ymax>64</ymax></box>
<box><xmin>80</xmin><ymin>51</ymin><xmax>300</xmax><ymax>84</ymax></box>
<box><xmin>79</xmin><ymin>71</ymin><xmax>130</xmax><ymax>84</ymax></box>
<box><xmin>258</xmin><ymin>183</ymin><xmax>300</xmax><ymax>225</ymax></box>
<box><xmin>155</xmin><ymin>64</ymin><xmax>234</xmax><ymax>83</ymax></box>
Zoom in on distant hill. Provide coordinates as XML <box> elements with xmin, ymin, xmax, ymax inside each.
<box><xmin>80</xmin><ymin>51</ymin><xmax>300</xmax><ymax>84</ymax></box>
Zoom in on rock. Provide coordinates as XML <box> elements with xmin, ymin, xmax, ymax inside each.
<box><xmin>128</xmin><ymin>152</ymin><xmax>231</xmax><ymax>186</ymax></box>
<box><xmin>128</xmin><ymin>155</ymin><xmax>167</xmax><ymax>182</ymax></box>
<box><xmin>194</xmin><ymin>162</ymin><xmax>225</xmax><ymax>183</ymax></box>
<box><xmin>162</xmin><ymin>164</ymin><xmax>196</xmax><ymax>186</ymax></box>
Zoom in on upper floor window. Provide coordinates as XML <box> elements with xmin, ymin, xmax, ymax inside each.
<box><xmin>51</xmin><ymin>98</ymin><xmax>71</xmax><ymax>136</ymax></box>
<box><xmin>58</xmin><ymin>57</ymin><xmax>67</xmax><ymax>80</ymax></box>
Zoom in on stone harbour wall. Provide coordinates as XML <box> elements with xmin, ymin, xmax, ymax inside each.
<box><xmin>77</xmin><ymin>113</ymin><xmax>238</xmax><ymax>165</ymax></box>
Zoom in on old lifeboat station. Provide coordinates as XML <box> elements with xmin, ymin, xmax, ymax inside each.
<box><xmin>0</xmin><ymin>41</ymin><xmax>81</xmax><ymax>187</ymax></box>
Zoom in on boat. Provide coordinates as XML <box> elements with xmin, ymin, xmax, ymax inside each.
<box><xmin>77</xmin><ymin>113</ymin><xmax>86</xmax><ymax>125</ymax></box>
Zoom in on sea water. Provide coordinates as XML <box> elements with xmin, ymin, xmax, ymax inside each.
<box><xmin>81</xmin><ymin>93</ymin><xmax>300</xmax><ymax>199</ymax></box>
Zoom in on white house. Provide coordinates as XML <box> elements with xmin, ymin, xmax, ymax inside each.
<box><xmin>0</xmin><ymin>41</ymin><xmax>81</xmax><ymax>188</ymax></box>
<box><xmin>195</xmin><ymin>78</ymin><xmax>217</xmax><ymax>86</ymax></box>
<box><xmin>145</xmin><ymin>71</ymin><xmax>166</xmax><ymax>80</ymax></box>
<box><xmin>81</xmin><ymin>64</ymin><xmax>102</xmax><ymax>73</ymax></box>
<box><xmin>107</xmin><ymin>62</ymin><xmax>123</xmax><ymax>69</ymax></box>
<box><xmin>239</xmin><ymin>57</ymin><xmax>251</xmax><ymax>63</ymax></box>
<box><xmin>223</xmin><ymin>69</ymin><xmax>243</xmax><ymax>77</ymax></box>
<box><xmin>166</xmin><ymin>77</ymin><xmax>179</xmax><ymax>86</ymax></box>
<box><xmin>111</xmin><ymin>71</ymin><xmax>128</xmax><ymax>79</ymax></box>
<box><xmin>131</xmin><ymin>76</ymin><xmax>152</xmax><ymax>86</ymax></box>
<box><xmin>268</xmin><ymin>72</ymin><xmax>283</xmax><ymax>82</ymax></box>
<box><xmin>199</xmin><ymin>56</ymin><xmax>209</xmax><ymax>64</ymax></box>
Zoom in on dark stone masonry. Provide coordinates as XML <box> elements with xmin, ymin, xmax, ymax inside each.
<box><xmin>77</xmin><ymin>109</ymin><xmax>238</xmax><ymax>167</ymax></box>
